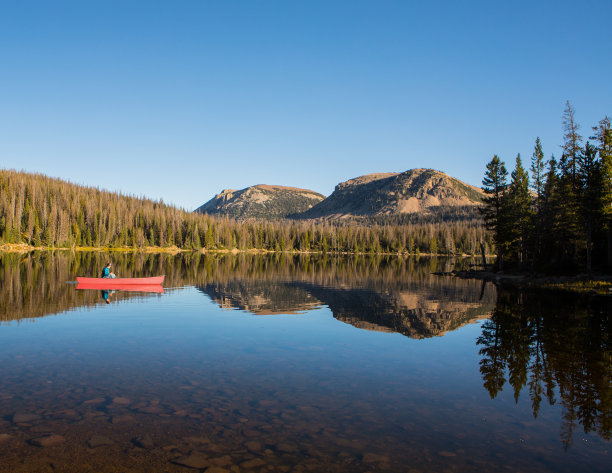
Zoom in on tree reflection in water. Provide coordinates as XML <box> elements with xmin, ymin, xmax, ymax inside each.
<box><xmin>0</xmin><ymin>251</ymin><xmax>488</xmax><ymax>327</ymax></box>
<box><xmin>477</xmin><ymin>289</ymin><xmax>611</xmax><ymax>449</ymax></box>
<box><xmin>2</xmin><ymin>250</ymin><xmax>610</xmax><ymax>455</ymax></box>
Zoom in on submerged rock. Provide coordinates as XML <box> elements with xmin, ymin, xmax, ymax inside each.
<box><xmin>56</xmin><ymin>409</ymin><xmax>80</xmax><ymax>420</ymax></box>
<box><xmin>132</xmin><ymin>435</ymin><xmax>154</xmax><ymax>449</ymax></box>
<box><xmin>205</xmin><ymin>467</ymin><xmax>232</xmax><ymax>473</ymax></box>
<box><xmin>240</xmin><ymin>458</ymin><xmax>266</xmax><ymax>469</ymax></box>
<box><xmin>276</xmin><ymin>442</ymin><xmax>299</xmax><ymax>453</ymax></box>
<box><xmin>183</xmin><ymin>435</ymin><xmax>210</xmax><ymax>444</ymax></box>
<box><xmin>209</xmin><ymin>455</ymin><xmax>232</xmax><ymax>466</ymax></box>
<box><xmin>110</xmin><ymin>414</ymin><xmax>135</xmax><ymax>424</ymax></box>
<box><xmin>137</xmin><ymin>405</ymin><xmax>164</xmax><ymax>414</ymax></box>
<box><xmin>244</xmin><ymin>440</ymin><xmax>263</xmax><ymax>453</ymax></box>
<box><xmin>82</xmin><ymin>397</ymin><xmax>106</xmax><ymax>406</ymax></box>
<box><xmin>362</xmin><ymin>452</ymin><xmax>390</xmax><ymax>463</ymax></box>
<box><xmin>30</xmin><ymin>434</ymin><xmax>65</xmax><ymax>447</ymax></box>
<box><xmin>12</xmin><ymin>412</ymin><xmax>41</xmax><ymax>424</ymax></box>
<box><xmin>171</xmin><ymin>454</ymin><xmax>210</xmax><ymax>469</ymax></box>
<box><xmin>87</xmin><ymin>435</ymin><xmax>114</xmax><ymax>448</ymax></box>
<box><xmin>112</xmin><ymin>396</ymin><xmax>131</xmax><ymax>406</ymax></box>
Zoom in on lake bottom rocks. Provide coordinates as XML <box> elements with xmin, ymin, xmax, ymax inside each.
<box><xmin>30</xmin><ymin>434</ymin><xmax>65</xmax><ymax>447</ymax></box>
<box><xmin>171</xmin><ymin>453</ymin><xmax>210</xmax><ymax>469</ymax></box>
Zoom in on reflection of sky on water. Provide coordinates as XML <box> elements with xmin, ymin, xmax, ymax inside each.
<box><xmin>0</xmin><ymin>266</ymin><xmax>608</xmax><ymax>471</ymax></box>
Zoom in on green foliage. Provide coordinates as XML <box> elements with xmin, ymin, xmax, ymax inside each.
<box><xmin>530</xmin><ymin>137</ymin><xmax>545</xmax><ymax>210</ymax></box>
<box><xmin>480</xmin><ymin>155</ymin><xmax>508</xmax><ymax>268</ymax></box>
<box><xmin>591</xmin><ymin>117</ymin><xmax>612</xmax><ymax>265</ymax></box>
<box><xmin>506</xmin><ymin>154</ymin><xmax>532</xmax><ymax>265</ymax></box>
<box><xmin>593</xmin><ymin>117</ymin><xmax>612</xmax><ymax>222</ymax></box>
<box><xmin>481</xmin><ymin>103</ymin><xmax>612</xmax><ymax>273</ymax></box>
<box><xmin>0</xmin><ymin>169</ymin><xmax>488</xmax><ymax>256</ymax></box>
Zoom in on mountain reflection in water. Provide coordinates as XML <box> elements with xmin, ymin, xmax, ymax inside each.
<box><xmin>1</xmin><ymin>252</ymin><xmax>494</xmax><ymax>340</ymax></box>
<box><xmin>0</xmin><ymin>251</ymin><xmax>610</xmax><ymax>472</ymax></box>
<box><xmin>198</xmin><ymin>279</ymin><xmax>495</xmax><ymax>339</ymax></box>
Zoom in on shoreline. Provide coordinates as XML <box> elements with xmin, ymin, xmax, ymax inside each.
<box><xmin>443</xmin><ymin>269</ymin><xmax>612</xmax><ymax>295</ymax></box>
<box><xmin>0</xmin><ymin>243</ymin><xmax>482</xmax><ymax>258</ymax></box>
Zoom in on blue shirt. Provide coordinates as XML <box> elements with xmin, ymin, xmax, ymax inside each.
<box><xmin>101</xmin><ymin>267</ymin><xmax>110</xmax><ymax>278</ymax></box>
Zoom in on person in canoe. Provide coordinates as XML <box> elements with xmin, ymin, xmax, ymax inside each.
<box><xmin>101</xmin><ymin>262</ymin><xmax>117</xmax><ymax>279</ymax></box>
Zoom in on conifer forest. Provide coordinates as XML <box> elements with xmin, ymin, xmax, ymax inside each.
<box><xmin>480</xmin><ymin>102</ymin><xmax>612</xmax><ymax>274</ymax></box>
<box><xmin>0</xmin><ymin>168</ymin><xmax>487</xmax><ymax>256</ymax></box>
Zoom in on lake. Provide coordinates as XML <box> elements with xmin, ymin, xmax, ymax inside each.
<box><xmin>0</xmin><ymin>252</ymin><xmax>609</xmax><ymax>472</ymax></box>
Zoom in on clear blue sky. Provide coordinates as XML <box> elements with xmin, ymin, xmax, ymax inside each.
<box><xmin>1</xmin><ymin>1</ymin><xmax>610</xmax><ymax>210</ymax></box>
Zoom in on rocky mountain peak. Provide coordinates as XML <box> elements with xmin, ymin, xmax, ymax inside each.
<box><xmin>195</xmin><ymin>184</ymin><xmax>325</xmax><ymax>220</ymax></box>
<box><xmin>298</xmin><ymin>168</ymin><xmax>484</xmax><ymax>220</ymax></box>
<box><xmin>195</xmin><ymin>168</ymin><xmax>484</xmax><ymax>222</ymax></box>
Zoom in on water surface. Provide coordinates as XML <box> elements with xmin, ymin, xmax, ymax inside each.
<box><xmin>0</xmin><ymin>252</ymin><xmax>609</xmax><ymax>472</ymax></box>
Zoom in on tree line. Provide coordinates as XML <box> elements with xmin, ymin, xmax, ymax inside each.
<box><xmin>0</xmin><ymin>169</ymin><xmax>491</xmax><ymax>255</ymax></box>
<box><xmin>481</xmin><ymin>101</ymin><xmax>612</xmax><ymax>274</ymax></box>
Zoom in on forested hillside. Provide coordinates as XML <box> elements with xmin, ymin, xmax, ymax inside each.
<box><xmin>0</xmin><ymin>169</ymin><xmax>489</xmax><ymax>255</ymax></box>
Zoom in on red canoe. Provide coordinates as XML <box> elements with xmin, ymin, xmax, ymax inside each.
<box><xmin>76</xmin><ymin>283</ymin><xmax>164</xmax><ymax>293</ymax></box>
<box><xmin>76</xmin><ymin>276</ymin><xmax>165</xmax><ymax>285</ymax></box>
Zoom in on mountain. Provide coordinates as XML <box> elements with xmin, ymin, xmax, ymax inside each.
<box><xmin>195</xmin><ymin>169</ymin><xmax>485</xmax><ymax>223</ymax></box>
<box><xmin>296</xmin><ymin>168</ymin><xmax>485</xmax><ymax>221</ymax></box>
<box><xmin>195</xmin><ymin>185</ymin><xmax>325</xmax><ymax>220</ymax></box>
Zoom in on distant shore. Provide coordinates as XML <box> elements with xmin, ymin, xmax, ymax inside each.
<box><xmin>0</xmin><ymin>243</ymin><xmax>262</xmax><ymax>255</ymax></box>
<box><xmin>444</xmin><ymin>269</ymin><xmax>612</xmax><ymax>295</ymax></box>
<box><xmin>0</xmin><ymin>243</ymin><xmax>187</xmax><ymax>254</ymax></box>
<box><xmin>0</xmin><ymin>243</ymin><xmax>481</xmax><ymax>258</ymax></box>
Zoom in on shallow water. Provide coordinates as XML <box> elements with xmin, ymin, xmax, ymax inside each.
<box><xmin>0</xmin><ymin>252</ymin><xmax>609</xmax><ymax>472</ymax></box>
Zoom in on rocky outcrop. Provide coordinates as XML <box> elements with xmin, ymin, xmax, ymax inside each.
<box><xmin>297</xmin><ymin>168</ymin><xmax>484</xmax><ymax>220</ymax></box>
<box><xmin>195</xmin><ymin>185</ymin><xmax>325</xmax><ymax>220</ymax></box>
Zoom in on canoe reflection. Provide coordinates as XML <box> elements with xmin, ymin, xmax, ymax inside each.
<box><xmin>76</xmin><ymin>283</ymin><xmax>164</xmax><ymax>293</ymax></box>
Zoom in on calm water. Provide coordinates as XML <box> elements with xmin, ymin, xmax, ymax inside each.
<box><xmin>0</xmin><ymin>252</ymin><xmax>609</xmax><ymax>473</ymax></box>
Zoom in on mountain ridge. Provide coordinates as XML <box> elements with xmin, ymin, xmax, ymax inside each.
<box><xmin>196</xmin><ymin>168</ymin><xmax>484</xmax><ymax>222</ymax></box>
<box><xmin>297</xmin><ymin>168</ymin><xmax>484</xmax><ymax>220</ymax></box>
<box><xmin>195</xmin><ymin>184</ymin><xmax>325</xmax><ymax>220</ymax></box>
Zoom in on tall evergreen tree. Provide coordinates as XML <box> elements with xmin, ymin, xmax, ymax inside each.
<box><xmin>560</xmin><ymin>100</ymin><xmax>583</xmax><ymax>187</ymax></box>
<box><xmin>591</xmin><ymin>117</ymin><xmax>612</xmax><ymax>267</ymax></box>
<box><xmin>577</xmin><ymin>141</ymin><xmax>600</xmax><ymax>275</ymax></box>
<box><xmin>506</xmin><ymin>154</ymin><xmax>532</xmax><ymax>266</ymax></box>
<box><xmin>558</xmin><ymin>102</ymin><xmax>584</xmax><ymax>267</ymax></box>
<box><xmin>480</xmin><ymin>155</ymin><xmax>508</xmax><ymax>270</ymax></box>
<box><xmin>530</xmin><ymin>138</ymin><xmax>545</xmax><ymax>271</ymax></box>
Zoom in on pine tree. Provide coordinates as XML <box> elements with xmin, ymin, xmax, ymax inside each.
<box><xmin>506</xmin><ymin>155</ymin><xmax>532</xmax><ymax>266</ymax></box>
<box><xmin>560</xmin><ymin>100</ymin><xmax>583</xmax><ymax>188</ymax></box>
<box><xmin>429</xmin><ymin>236</ymin><xmax>438</xmax><ymax>254</ymax></box>
<box><xmin>591</xmin><ymin>117</ymin><xmax>612</xmax><ymax>267</ymax></box>
<box><xmin>558</xmin><ymin>102</ymin><xmax>584</xmax><ymax>267</ymax></box>
<box><xmin>480</xmin><ymin>155</ymin><xmax>508</xmax><ymax>270</ymax></box>
<box><xmin>577</xmin><ymin>141</ymin><xmax>600</xmax><ymax>275</ymax></box>
<box><xmin>540</xmin><ymin>156</ymin><xmax>562</xmax><ymax>267</ymax></box>
<box><xmin>530</xmin><ymin>138</ymin><xmax>545</xmax><ymax>271</ymax></box>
